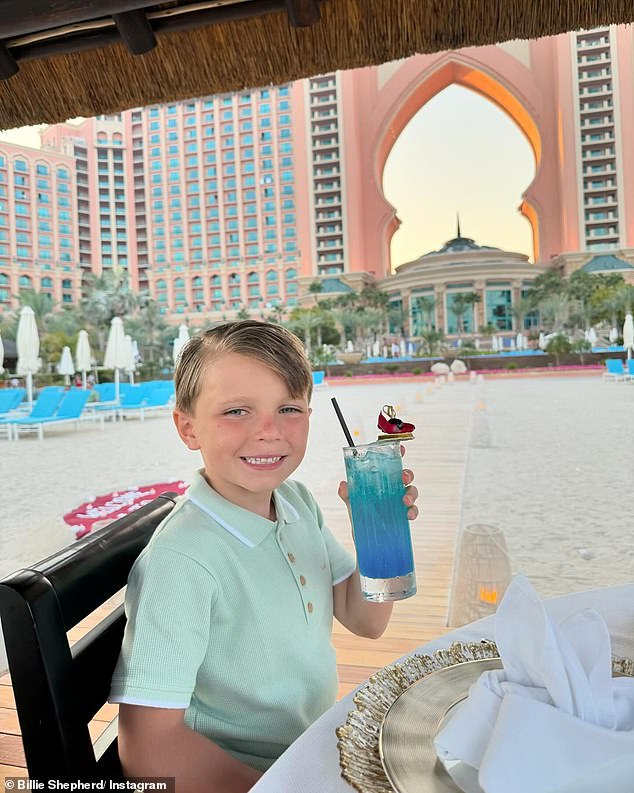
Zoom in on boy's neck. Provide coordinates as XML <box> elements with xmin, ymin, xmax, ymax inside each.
<box><xmin>203</xmin><ymin>472</ymin><xmax>276</xmax><ymax>521</ymax></box>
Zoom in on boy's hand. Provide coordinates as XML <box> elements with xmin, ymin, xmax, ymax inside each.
<box><xmin>337</xmin><ymin>444</ymin><xmax>419</xmax><ymax>521</ymax></box>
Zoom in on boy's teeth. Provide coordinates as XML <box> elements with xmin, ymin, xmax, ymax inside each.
<box><xmin>244</xmin><ymin>456</ymin><xmax>282</xmax><ymax>464</ymax></box>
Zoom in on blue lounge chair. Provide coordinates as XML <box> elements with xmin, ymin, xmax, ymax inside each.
<box><xmin>0</xmin><ymin>387</ymin><xmax>64</xmax><ymax>439</ymax></box>
<box><xmin>603</xmin><ymin>359</ymin><xmax>628</xmax><ymax>382</ymax></box>
<box><xmin>0</xmin><ymin>388</ymin><xmax>26</xmax><ymax>417</ymax></box>
<box><xmin>13</xmin><ymin>389</ymin><xmax>90</xmax><ymax>440</ymax></box>
<box><xmin>92</xmin><ymin>384</ymin><xmax>150</xmax><ymax>421</ymax></box>
<box><xmin>627</xmin><ymin>359</ymin><xmax>634</xmax><ymax>381</ymax></box>
<box><xmin>119</xmin><ymin>386</ymin><xmax>174</xmax><ymax>421</ymax></box>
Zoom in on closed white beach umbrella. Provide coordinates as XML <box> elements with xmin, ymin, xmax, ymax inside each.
<box><xmin>588</xmin><ymin>327</ymin><xmax>597</xmax><ymax>347</ymax></box>
<box><xmin>0</xmin><ymin>332</ymin><xmax>4</xmax><ymax>374</ymax></box>
<box><xmin>516</xmin><ymin>333</ymin><xmax>524</xmax><ymax>350</ymax></box>
<box><xmin>609</xmin><ymin>327</ymin><xmax>619</xmax><ymax>343</ymax></box>
<box><xmin>538</xmin><ymin>332</ymin><xmax>546</xmax><ymax>349</ymax></box>
<box><xmin>623</xmin><ymin>313</ymin><xmax>634</xmax><ymax>360</ymax></box>
<box><xmin>16</xmin><ymin>305</ymin><xmax>40</xmax><ymax>406</ymax></box>
<box><xmin>75</xmin><ymin>329</ymin><xmax>92</xmax><ymax>389</ymax></box>
<box><xmin>491</xmin><ymin>336</ymin><xmax>499</xmax><ymax>353</ymax></box>
<box><xmin>104</xmin><ymin>317</ymin><xmax>127</xmax><ymax>402</ymax></box>
<box><xmin>57</xmin><ymin>346</ymin><xmax>75</xmax><ymax>385</ymax></box>
<box><xmin>172</xmin><ymin>323</ymin><xmax>190</xmax><ymax>364</ymax></box>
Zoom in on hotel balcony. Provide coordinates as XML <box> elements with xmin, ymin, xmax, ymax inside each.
<box><xmin>309</xmin><ymin>78</ymin><xmax>336</xmax><ymax>92</ymax></box>
<box><xmin>576</xmin><ymin>35</ymin><xmax>610</xmax><ymax>50</ymax></box>
<box><xmin>584</xmin><ymin>195</ymin><xmax>617</xmax><ymax>208</ymax></box>
<box><xmin>310</xmin><ymin>91</ymin><xmax>336</xmax><ymax>103</ymax></box>
<box><xmin>583</xmin><ymin>163</ymin><xmax>615</xmax><ymax>176</ymax></box>
<box><xmin>315</xmin><ymin>196</ymin><xmax>342</xmax><ymax>208</ymax></box>
<box><xmin>585</xmin><ymin>214</ymin><xmax>618</xmax><ymax>226</ymax></box>
<box><xmin>578</xmin><ymin>66</ymin><xmax>611</xmax><ymax>80</ymax></box>
<box><xmin>581</xmin><ymin>132</ymin><xmax>614</xmax><ymax>144</ymax></box>
<box><xmin>579</xmin><ymin>84</ymin><xmax>613</xmax><ymax>98</ymax></box>
<box><xmin>581</xmin><ymin>147</ymin><xmax>615</xmax><ymax>161</ymax></box>
<box><xmin>579</xmin><ymin>99</ymin><xmax>613</xmax><ymax>112</ymax></box>
<box><xmin>312</xmin><ymin>123</ymin><xmax>338</xmax><ymax>135</ymax></box>
<box><xmin>316</xmin><ymin>225</ymin><xmax>343</xmax><ymax>236</ymax></box>
<box><xmin>583</xmin><ymin>181</ymin><xmax>615</xmax><ymax>193</ymax></box>
<box><xmin>585</xmin><ymin>227</ymin><xmax>618</xmax><ymax>239</ymax></box>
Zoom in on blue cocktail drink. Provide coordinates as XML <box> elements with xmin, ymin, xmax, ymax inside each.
<box><xmin>343</xmin><ymin>440</ymin><xmax>416</xmax><ymax>602</ymax></box>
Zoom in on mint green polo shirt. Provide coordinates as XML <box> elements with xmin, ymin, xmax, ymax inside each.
<box><xmin>109</xmin><ymin>471</ymin><xmax>356</xmax><ymax>771</ymax></box>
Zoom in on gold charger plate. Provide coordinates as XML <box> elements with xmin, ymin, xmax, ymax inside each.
<box><xmin>336</xmin><ymin>640</ymin><xmax>634</xmax><ymax>793</ymax></box>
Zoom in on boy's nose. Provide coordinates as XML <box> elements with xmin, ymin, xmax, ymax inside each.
<box><xmin>256</xmin><ymin>415</ymin><xmax>281</xmax><ymax>439</ymax></box>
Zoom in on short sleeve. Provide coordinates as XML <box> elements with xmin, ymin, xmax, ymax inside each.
<box><xmin>109</xmin><ymin>546</ymin><xmax>218</xmax><ymax>708</ymax></box>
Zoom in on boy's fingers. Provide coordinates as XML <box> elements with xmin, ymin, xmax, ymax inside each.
<box><xmin>407</xmin><ymin>505</ymin><xmax>419</xmax><ymax>521</ymax></box>
<box><xmin>404</xmin><ymin>485</ymin><xmax>418</xmax><ymax>506</ymax></box>
<box><xmin>402</xmin><ymin>468</ymin><xmax>414</xmax><ymax>484</ymax></box>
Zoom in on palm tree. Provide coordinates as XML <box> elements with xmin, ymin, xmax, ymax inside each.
<box><xmin>617</xmin><ymin>284</ymin><xmax>634</xmax><ymax>313</ymax></box>
<box><xmin>125</xmin><ymin>296</ymin><xmax>170</xmax><ymax>370</ymax></box>
<box><xmin>420</xmin><ymin>328</ymin><xmax>444</xmax><ymax>356</ymax></box>
<box><xmin>511</xmin><ymin>296</ymin><xmax>535</xmax><ymax>333</ymax></box>
<box><xmin>286</xmin><ymin>307</ymin><xmax>322</xmax><ymax>356</ymax></box>
<box><xmin>15</xmin><ymin>289</ymin><xmax>55</xmax><ymax>334</ymax></box>
<box><xmin>416</xmin><ymin>296</ymin><xmax>436</xmax><ymax>331</ymax></box>
<box><xmin>450</xmin><ymin>292</ymin><xmax>481</xmax><ymax>339</ymax></box>
<box><xmin>539</xmin><ymin>293</ymin><xmax>572</xmax><ymax>333</ymax></box>
<box><xmin>80</xmin><ymin>270</ymin><xmax>138</xmax><ymax>354</ymax></box>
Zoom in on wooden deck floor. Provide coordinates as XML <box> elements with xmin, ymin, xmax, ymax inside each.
<box><xmin>0</xmin><ymin>381</ymin><xmax>474</xmax><ymax>782</ymax></box>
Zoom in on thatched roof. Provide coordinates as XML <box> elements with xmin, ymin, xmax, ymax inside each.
<box><xmin>2</xmin><ymin>0</ymin><xmax>634</xmax><ymax>129</ymax></box>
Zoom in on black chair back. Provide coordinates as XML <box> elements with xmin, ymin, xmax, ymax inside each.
<box><xmin>0</xmin><ymin>492</ymin><xmax>178</xmax><ymax>781</ymax></box>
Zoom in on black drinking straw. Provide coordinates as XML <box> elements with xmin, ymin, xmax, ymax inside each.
<box><xmin>331</xmin><ymin>397</ymin><xmax>355</xmax><ymax>447</ymax></box>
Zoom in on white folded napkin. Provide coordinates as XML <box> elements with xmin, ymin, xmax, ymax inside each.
<box><xmin>434</xmin><ymin>575</ymin><xmax>634</xmax><ymax>793</ymax></box>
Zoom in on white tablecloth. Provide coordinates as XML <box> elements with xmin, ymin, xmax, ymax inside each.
<box><xmin>251</xmin><ymin>584</ymin><xmax>634</xmax><ymax>793</ymax></box>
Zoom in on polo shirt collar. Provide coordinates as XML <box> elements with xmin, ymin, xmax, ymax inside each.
<box><xmin>185</xmin><ymin>470</ymin><xmax>299</xmax><ymax>548</ymax></box>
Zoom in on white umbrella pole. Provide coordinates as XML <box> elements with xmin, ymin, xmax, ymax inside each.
<box><xmin>82</xmin><ymin>370</ymin><xmax>87</xmax><ymax>390</ymax></box>
<box><xmin>115</xmin><ymin>368</ymin><xmax>120</xmax><ymax>403</ymax></box>
<box><xmin>26</xmin><ymin>372</ymin><xmax>33</xmax><ymax>406</ymax></box>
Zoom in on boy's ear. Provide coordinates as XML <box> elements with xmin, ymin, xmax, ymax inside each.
<box><xmin>173</xmin><ymin>410</ymin><xmax>200</xmax><ymax>451</ymax></box>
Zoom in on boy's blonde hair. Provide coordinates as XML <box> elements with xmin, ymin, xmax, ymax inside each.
<box><xmin>174</xmin><ymin>320</ymin><xmax>313</xmax><ymax>414</ymax></box>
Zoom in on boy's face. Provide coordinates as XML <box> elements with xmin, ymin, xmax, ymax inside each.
<box><xmin>173</xmin><ymin>352</ymin><xmax>311</xmax><ymax>512</ymax></box>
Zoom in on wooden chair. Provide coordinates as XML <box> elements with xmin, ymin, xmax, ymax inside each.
<box><xmin>0</xmin><ymin>492</ymin><xmax>178</xmax><ymax>781</ymax></box>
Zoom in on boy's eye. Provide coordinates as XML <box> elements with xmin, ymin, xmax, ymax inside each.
<box><xmin>280</xmin><ymin>406</ymin><xmax>302</xmax><ymax>414</ymax></box>
<box><xmin>224</xmin><ymin>408</ymin><xmax>247</xmax><ymax>416</ymax></box>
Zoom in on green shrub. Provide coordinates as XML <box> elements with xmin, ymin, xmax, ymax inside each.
<box><xmin>344</xmin><ymin>371</ymin><xmax>353</xmax><ymax>377</ymax></box>
<box><xmin>545</xmin><ymin>333</ymin><xmax>572</xmax><ymax>354</ymax></box>
<box><xmin>505</xmin><ymin>362</ymin><xmax>518</xmax><ymax>370</ymax></box>
<box><xmin>384</xmin><ymin>364</ymin><xmax>399</xmax><ymax>374</ymax></box>
<box><xmin>412</xmin><ymin>367</ymin><xmax>422</xmax><ymax>375</ymax></box>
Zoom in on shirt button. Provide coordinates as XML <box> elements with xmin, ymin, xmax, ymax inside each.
<box><xmin>288</xmin><ymin>552</ymin><xmax>295</xmax><ymax>563</ymax></box>
<box><xmin>307</xmin><ymin>602</ymin><xmax>314</xmax><ymax>613</ymax></box>
<box><xmin>300</xmin><ymin>575</ymin><xmax>306</xmax><ymax>586</ymax></box>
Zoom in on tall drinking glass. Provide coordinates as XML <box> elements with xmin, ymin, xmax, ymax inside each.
<box><xmin>343</xmin><ymin>440</ymin><xmax>416</xmax><ymax>602</ymax></box>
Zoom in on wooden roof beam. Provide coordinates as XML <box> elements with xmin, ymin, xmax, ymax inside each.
<box><xmin>113</xmin><ymin>9</ymin><xmax>157</xmax><ymax>54</ymax></box>
<box><xmin>0</xmin><ymin>42</ymin><xmax>18</xmax><ymax>79</ymax></box>
<box><xmin>284</xmin><ymin>0</ymin><xmax>320</xmax><ymax>27</ymax></box>
<box><xmin>0</xmin><ymin>1</ymin><xmax>155</xmax><ymax>38</ymax></box>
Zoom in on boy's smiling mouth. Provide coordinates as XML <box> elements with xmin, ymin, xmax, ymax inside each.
<box><xmin>241</xmin><ymin>455</ymin><xmax>286</xmax><ymax>469</ymax></box>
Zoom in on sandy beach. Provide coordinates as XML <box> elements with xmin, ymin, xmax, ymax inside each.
<box><xmin>2</xmin><ymin>371</ymin><xmax>632</xmax><ymax>605</ymax></box>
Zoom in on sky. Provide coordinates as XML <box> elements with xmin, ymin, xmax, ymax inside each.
<box><xmin>383</xmin><ymin>84</ymin><xmax>535</xmax><ymax>265</ymax></box>
<box><xmin>0</xmin><ymin>84</ymin><xmax>536</xmax><ymax>268</ymax></box>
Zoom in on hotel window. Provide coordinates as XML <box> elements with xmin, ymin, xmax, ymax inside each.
<box><xmin>445</xmin><ymin>291</ymin><xmax>475</xmax><ymax>335</ymax></box>
<box><xmin>14</xmin><ymin>159</ymin><xmax>27</xmax><ymax>172</ymax></box>
<box><xmin>485</xmin><ymin>287</ymin><xmax>513</xmax><ymax>331</ymax></box>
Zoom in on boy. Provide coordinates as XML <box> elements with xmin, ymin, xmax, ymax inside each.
<box><xmin>109</xmin><ymin>320</ymin><xmax>418</xmax><ymax>792</ymax></box>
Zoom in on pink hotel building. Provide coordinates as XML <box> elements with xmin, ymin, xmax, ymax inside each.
<box><xmin>2</xmin><ymin>24</ymin><xmax>634</xmax><ymax>326</ymax></box>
